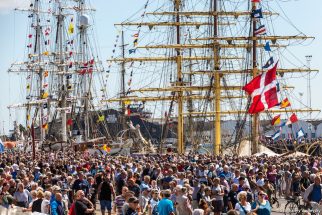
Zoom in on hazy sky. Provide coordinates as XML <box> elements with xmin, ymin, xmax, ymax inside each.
<box><xmin>0</xmin><ymin>0</ymin><xmax>321</xmax><ymax>134</ymax></box>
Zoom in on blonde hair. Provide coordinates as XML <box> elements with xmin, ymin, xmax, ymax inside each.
<box><xmin>237</xmin><ymin>191</ymin><xmax>247</xmax><ymax>201</ymax></box>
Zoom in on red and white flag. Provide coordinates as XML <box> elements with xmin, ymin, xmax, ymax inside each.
<box><xmin>286</xmin><ymin>113</ymin><xmax>298</xmax><ymax>125</ymax></box>
<box><xmin>242</xmin><ymin>63</ymin><xmax>279</xmax><ymax>114</ymax></box>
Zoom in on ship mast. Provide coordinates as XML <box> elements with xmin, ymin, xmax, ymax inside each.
<box><xmin>34</xmin><ymin>0</ymin><xmax>45</xmax><ymax>145</ymax></box>
<box><xmin>120</xmin><ymin>30</ymin><xmax>127</xmax><ymax>131</ymax></box>
<box><xmin>251</xmin><ymin>1</ymin><xmax>259</xmax><ymax>154</ymax></box>
<box><xmin>56</xmin><ymin>1</ymin><xmax>68</xmax><ymax>143</ymax></box>
<box><xmin>213</xmin><ymin>0</ymin><xmax>221</xmax><ymax>155</ymax></box>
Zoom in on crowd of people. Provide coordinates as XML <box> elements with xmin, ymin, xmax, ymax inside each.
<box><xmin>0</xmin><ymin>150</ymin><xmax>321</xmax><ymax>215</ymax></box>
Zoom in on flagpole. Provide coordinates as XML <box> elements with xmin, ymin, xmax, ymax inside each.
<box><xmin>251</xmin><ymin>0</ymin><xmax>259</xmax><ymax>154</ymax></box>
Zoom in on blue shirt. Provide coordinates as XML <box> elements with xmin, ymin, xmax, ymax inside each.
<box><xmin>158</xmin><ymin>198</ymin><xmax>174</xmax><ymax>215</ymax></box>
<box><xmin>50</xmin><ymin>200</ymin><xmax>64</xmax><ymax>215</ymax></box>
<box><xmin>256</xmin><ymin>200</ymin><xmax>271</xmax><ymax>215</ymax></box>
<box><xmin>311</xmin><ymin>185</ymin><xmax>322</xmax><ymax>203</ymax></box>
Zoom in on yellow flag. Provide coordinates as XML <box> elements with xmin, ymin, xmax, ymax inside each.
<box><xmin>102</xmin><ymin>144</ymin><xmax>111</xmax><ymax>153</ymax></box>
<box><xmin>43</xmin><ymin>51</ymin><xmax>49</xmax><ymax>56</ymax></box>
<box><xmin>68</xmin><ymin>23</ymin><xmax>74</xmax><ymax>34</ymax></box>
<box><xmin>123</xmin><ymin>100</ymin><xmax>131</xmax><ymax>105</ymax></box>
<box><xmin>97</xmin><ymin>115</ymin><xmax>105</xmax><ymax>122</ymax></box>
<box><xmin>42</xmin><ymin>92</ymin><xmax>49</xmax><ymax>99</ymax></box>
<box><xmin>42</xmin><ymin>123</ymin><xmax>48</xmax><ymax>130</ymax></box>
<box><xmin>27</xmin><ymin>115</ymin><xmax>30</xmax><ymax>120</ymax></box>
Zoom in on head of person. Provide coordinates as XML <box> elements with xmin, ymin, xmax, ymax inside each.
<box><xmin>258</xmin><ymin>191</ymin><xmax>267</xmax><ymax>202</ymax></box>
<box><xmin>151</xmin><ymin>189</ymin><xmax>160</xmax><ymax>200</ymax></box>
<box><xmin>121</xmin><ymin>186</ymin><xmax>129</xmax><ymax>196</ymax></box>
<box><xmin>213</xmin><ymin>178</ymin><xmax>220</xmax><ymax>186</ymax></box>
<box><xmin>30</xmin><ymin>190</ymin><xmax>37</xmax><ymax>200</ymax></box>
<box><xmin>55</xmin><ymin>193</ymin><xmax>62</xmax><ymax>202</ymax></box>
<box><xmin>162</xmin><ymin>189</ymin><xmax>171</xmax><ymax>198</ymax></box>
<box><xmin>44</xmin><ymin>191</ymin><xmax>51</xmax><ymax>200</ymax></box>
<box><xmin>231</xmin><ymin>183</ymin><xmax>238</xmax><ymax>192</ymax></box>
<box><xmin>37</xmin><ymin>190</ymin><xmax>44</xmax><ymax>199</ymax></box>
<box><xmin>76</xmin><ymin>190</ymin><xmax>85</xmax><ymax>200</ymax></box>
<box><xmin>128</xmin><ymin>197</ymin><xmax>139</xmax><ymax>210</ymax></box>
<box><xmin>314</xmin><ymin>175</ymin><xmax>321</xmax><ymax>185</ymax></box>
<box><xmin>237</xmin><ymin>191</ymin><xmax>247</xmax><ymax>203</ymax></box>
<box><xmin>198</xmin><ymin>199</ymin><xmax>208</xmax><ymax>211</ymax></box>
<box><xmin>16</xmin><ymin>183</ymin><xmax>24</xmax><ymax>192</ymax></box>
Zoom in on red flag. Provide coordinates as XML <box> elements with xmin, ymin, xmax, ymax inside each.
<box><xmin>67</xmin><ymin>119</ymin><xmax>73</xmax><ymax>126</ymax></box>
<box><xmin>280</xmin><ymin>98</ymin><xmax>291</xmax><ymax>108</ymax></box>
<box><xmin>286</xmin><ymin>113</ymin><xmax>298</xmax><ymax>125</ymax></box>
<box><xmin>251</xmin><ymin>0</ymin><xmax>260</xmax><ymax>2</ymax></box>
<box><xmin>243</xmin><ymin>63</ymin><xmax>279</xmax><ymax>114</ymax></box>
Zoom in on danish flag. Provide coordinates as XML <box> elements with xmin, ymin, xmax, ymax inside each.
<box><xmin>243</xmin><ymin>63</ymin><xmax>279</xmax><ymax>114</ymax></box>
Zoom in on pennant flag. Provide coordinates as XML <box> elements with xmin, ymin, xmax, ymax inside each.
<box><xmin>129</xmin><ymin>49</ymin><xmax>136</xmax><ymax>54</ymax></box>
<box><xmin>264</xmin><ymin>42</ymin><xmax>271</xmax><ymax>51</ymax></box>
<box><xmin>262</xmin><ymin>57</ymin><xmax>274</xmax><ymax>69</ymax></box>
<box><xmin>26</xmin><ymin>84</ymin><xmax>30</xmax><ymax>90</ymax></box>
<box><xmin>286</xmin><ymin>113</ymin><xmax>298</xmax><ymax>125</ymax></box>
<box><xmin>66</xmin><ymin>74</ymin><xmax>72</xmax><ymax>79</ymax></box>
<box><xmin>69</xmin><ymin>62</ymin><xmax>73</xmax><ymax>68</ymax></box>
<box><xmin>68</xmin><ymin>23</ymin><xmax>74</xmax><ymax>34</ymax></box>
<box><xmin>67</xmin><ymin>85</ymin><xmax>72</xmax><ymax>90</ymax></box>
<box><xmin>43</xmin><ymin>51</ymin><xmax>49</xmax><ymax>56</ymax></box>
<box><xmin>0</xmin><ymin>139</ymin><xmax>4</xmax><ymax>153</ymax></box>
<box><xmin>102</xmin><ymin>144</ymin><xmax>111</xmax><ymax>153</ymax></box>
<box><xmin>123</xmin><ymin>100</ymin><xmax>131</xmax><ymax>105</ymax></box>
<box><xmin>42</xmin><ymin>123</ymin><xmax>48</xmax><ymax>130</ymax></box>
<box><xmin>27</xmin><ymin>114</ymin><xmax>30</xmax><ymax>120</ymax></box>
<box><xmin>242</xmin><ymin>63</ymin><xmax>279</xmax><ymax>114</ymax></box>
<box><xmin>89</xmin><ymin>59</ymin><xmax>95</xmax><ymax>65</ymax></box>
<box><xmin>44</xmin><ymin>71</ymin><xmax>49</xmax><ymax>77</ymax></box>
<box><xmin>251</xmin><ymin>8</ymin><xmax>263</xmax><ymax>18</ymax></box>
<box><xmin>67</xmin><ymin>119</ymin><xmax>73</xmax><ymax>126</ymax></box>
<box><xmin>254</xmin><ymin>25</ymin><xmax>266</xmax><ymax>35</ymax></box>
<box><xmin>296</xmin><ymin>128</ymin><xmax>305</xmax><ymax>139</ymax></box>
<box><xmin>271</xmin><ymin>130</ymin><xmax>281</xmax><ymax>140</ymax></box>
<box><xmin>133</xmin><ymin>38</ymin><xmax>138</xmax><ymax>47</ymax></box>
<box><xmin>280</xmin><ymin>98</ymin><xmax>291</xmax><ymax>108</ymax></box>
<box><xmin>97</xmin><ymin>115</ymin><xmax>105</xmax><ymax>123</ymax></box>
<box><xmin>43</xmin><ymin>103</ymin><xmax>48</xmax><ymax>109</ymax></box>
<box><xmin>28</xmin><ymin>34</ymin><xmax>32</xmax><ymax>38</ymax></box>
<box><xmin>42</xmin><ymin>92</ymin><xmax>49</xmax><ymax>99</ymax></box>
<box><xmin>79</xmin><ymin>69</ymin><xmax>87</xmax><ymax>75</ymax></box>
<box><xmin>43</xmin><ymin>83</ymin><xmax>48</xmax><ymax>88</ymax></box>
<box><xmin>133</xmin><ymin>33</ymin><xmax>139</xmax><ymax>38</ymax></box>
<box><xmin>271</xmin><ymin>115</ymin><xmax>281</xmax><ymax>126</ymax></box>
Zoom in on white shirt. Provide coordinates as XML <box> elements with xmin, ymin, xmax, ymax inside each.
<box><xmin>41</xmin><ymin>199</ymin><xmax>50</xmax><ymax>214</ymax></box>
<box><xmin>235</xmin><ymin>202</ymin><xmax>251</xmax><ymax>215</ymax></box>
<box><xmin>256</xmin><ymin>178</ymin><xmax>265</xmax><ymax>187</ymax></box>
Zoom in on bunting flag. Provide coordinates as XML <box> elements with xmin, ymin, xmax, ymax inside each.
<box><xmin>271</xmin><ymin>130</ymin><xmax>281</xmax><ymax>140</ymax></box>
<box><xmin>286</xmin><ymin>113</ymin><xmax>298</xmax><ymax>125</ymax></box>
<box><xmin>0</xmin><ymin>139</ymin><xmax>4</xmax><ymax>153</ymax></box>
<box><xmin>133</xmin><ymin>38</ymin><xmax>138</xmax><ymax>47</ymax></box>
<box><xmin>271</xmin><ymin>115</ymin><xmax>281</xmax><ymax>126</ymax></box>
<box><xmin>43</xmin><ymin>51</ymin><xmax>49</xmax><ymax>56</ymax></box>
<box><xmin>264</xmin><ymin>42</ymin><xmax>271</xmax><ymax>51</ymax></box>
<box><xmin>252</xmin><ymin>0</ymin><xmax>261</xmax><ymax>2</ymax></box>
<box><xmin>67</xmin><ymin>119</ymin><xmax>73</xmax><ymax>126</ymax></box>
<box><xmin>28</xmin><ymin>34</ymin><xmax>32</xmax><ymax>38</ymax></box>
<box><xmin>251</xmin><ymin>8</ymin><xmax>263</xmax><ymax>18</ymax></box>
<box><xmin>26</xmin><ymin>84</ymin><xmax>30</xmax><ymax>90</ymax></box>
<box><xmin>43</xmin><ymin>83</ymin><xmax>48</xmax><ymax>88</ymax></box>
<box><xmin>254</xmin><ymin>25</ymin><xmax>266</xmax><ymax>35</ymax></box>
<box><xmin>68</xmin><ymin>22</ymin><xmax>74</xmax><ymax>34</ymax></box>
<box><xmin>97</xmin><ymin>115</ymin><xmax>105</xmax><ymax>123</ymax></box>
<box><xmin>67</xmin><ymin>85</ymin><xmax>72</xmax><ymax>90</ymax></box>
<box><xmin>242</xmin><ymin>63</ymin><xmax>279</xmax><ymax>114</ymax></box>
<box><xmin>296</xmin><ymin>128</ymin><xmax>305</xmax><ymax>139</ymax></box>
<box><xmin>44</xmin><ymin>71</ymin><xmax>49</xmax><ymax>77</ymax></box>
<box><xmin>280</xmin><ymin>98</ymin><xmax>291</xmax><ymax>108</ymax></box>
<box><xmin>102</xmin><ymin>144</ymin><xmax>111</xmax><ymax>153</ymax></box>
<box><xmin>42</xmin><ymin>92</ymin><xmax>49</xmax><ymax>99</ymax></box>
<box><xmin>69</xmin><ymin>62</ymin><xmax>73</xmax><ymax>68</ymax></box>
<box><xmin>42</xmin><ymin>123</ymin><xmax>48</xmax><ymax>130</ymax></box>
<box><xmin>129</xmin><ymin>49</ymin><xmax>136</xmax><ymax>54</ymax></box>
<box><xmin>262</xmin><ymin>57</ymin><xmax>274</xmax><ymax>69</ymax></box>
<box><xmin>133</xmin><ymin>33</ymin><xmax>139</xmax><ymax>38</ymax></box>
<box><xmin>43</xmin><ymin>103</ymin><xmax>48</xmax><ymax>109</ymax></box>
<box><xmin>123</xmin><ymin>100</ymin><xmax>131</xmax><ymax>105</ymax></box>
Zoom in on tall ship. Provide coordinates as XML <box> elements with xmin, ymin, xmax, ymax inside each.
<box><xmin>8</xmin><ymin>0</ymin><xmax>111</xmax><ymax>152</ymax></box>
<box><xmin>6</xmin><ymin>0</ymin><xmax>320</xmax><ymax>155</ymax></box>
<box><xmin>104</xmin><ymin>0</ymin><xmax>320</xmax><ymax>155</ymax></box>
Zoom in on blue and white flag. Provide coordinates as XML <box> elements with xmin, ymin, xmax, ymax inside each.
<box><xmin>264</xmin><ymin>42</ymin><xmax>271</xmax><ymax>51</ymax></box>
<box><xmin>251</xmin><ymin>8</ymin><xmax>263</xmax><ymax>18</ymax></box>
<box><xmin>262</xmin><ymin>57</ymin><xmax>274</xmax><ymax>69</ymax></box>
<box><xmin>271</xmin><ymin>130</ymin><xmax>281</xmax><ymax>140</ymax></box>
<box><xmin>296</xmin><ymin>128</ymin><xmax>305</xmax><ymax>139</ymax></box>
<box><xmin>0</xmin><ymin>139</ymin><xmax>4</xmax><ymax>153</ymax></box>
<box><xmin>129</xmin><ymin>49</ymin><xmax>136</xmax><ymax>54</ymax></box>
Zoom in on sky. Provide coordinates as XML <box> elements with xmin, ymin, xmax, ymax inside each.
<box><xmin>0</xmin><ymin>0</ymin><xmax>321</xmax><ymax>134</ymax></box>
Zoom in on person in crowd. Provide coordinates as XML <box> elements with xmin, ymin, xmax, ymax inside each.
<box><xmin>97</xmin><ymin>174</ymin><xmax>115</xmax><ymax>215</ymax></box>
<box><xmin>14</xmin><ymin>182</ymin><xmax>30</xmax><ymax>208</ymax></box>
<box><xmin>74</xmin><ymin>190</ymin><xmax>95</xmax><ymax>215</ymax></box>
<box><xmin>235</xmin><ymin>191</ymin><xmax>251</xmax><ymax>215</ymax></box>
<box><xmin>252</xmin><ymin>191</ymin><xmax>271</xmax><ymax>215</ymax></box>
<box><xmin>158</xmin><ymin>189</ymin><xmax>175</xmax><ymax>215</ymax></box>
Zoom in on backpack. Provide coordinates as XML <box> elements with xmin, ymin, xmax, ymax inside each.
<box><xmin>152</xmin><ymin>204</ymin><xmax>159</xmax><ymax>215</ymax></box>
